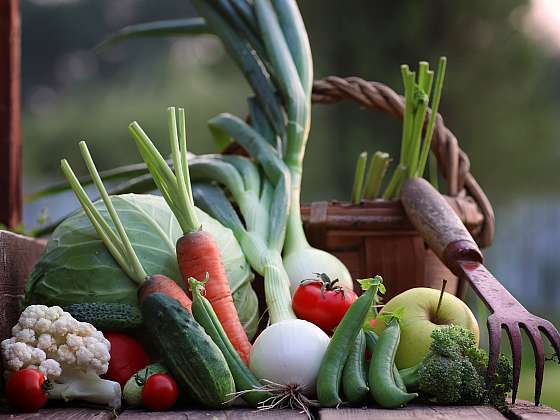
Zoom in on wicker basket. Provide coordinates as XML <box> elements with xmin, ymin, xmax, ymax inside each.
<box><xmin>298</xmin><ymin>76</ymin><xmax>495</xmax><ymax>300</ymax></box>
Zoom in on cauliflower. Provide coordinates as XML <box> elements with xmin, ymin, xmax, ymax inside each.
<box><xmin>1</xmin><ymin>305</ymin><xmax>121</xmax><ymax>409</ymax></box>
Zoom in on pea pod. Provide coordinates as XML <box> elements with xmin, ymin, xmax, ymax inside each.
<box><xmin>342</xmin><ymin>329</ymin><xmax>369</xmax><ymax>404</ymax></box>
<box><xmin>317</xmin><ymin>277</ymin><xmax>381</xmax><ymax>407</ymax></box>
<box><xmin>368</xmin><ymin>321</ymin><xmax>418</xmax><ymax>408</ymax></box>
<box><xmin>189</xmin><ymin>278</ymin><xmax>271</xmax><ymax>407</ymax></box>
<box><xmin>399</xmin><ymin>363</ymin><xmax>422</xmax><ymax>392</ymax></box>
<box><xmin>364</xmin><ymin>330</ymin><xmax>406</xmax><ymax>392</ymax></box>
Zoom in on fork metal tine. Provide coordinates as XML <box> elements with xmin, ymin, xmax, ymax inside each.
<box><xmin>521</xmin><ymin>323</ymin><xmax>545</xmax><ymax>406</ymax></box>
<box><xmin>539</xmin><ymin>319</ymin><xmax>560</xmax><ymax>363</ymax></box>
<box><xmin>504</xmin><ymin>323</ymin><xmax>522</xmax><ymax>403</ymax></box>
<box><xmin>486</xmin><ymin>316</ymin><xmax>502</xmax><ymax>382</ymax></box>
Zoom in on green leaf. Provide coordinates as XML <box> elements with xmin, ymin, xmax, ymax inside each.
<box><xmin>24</xmin><ymin>194</ymin><xmax>256</xmax><ymax>336</ymax></box>
<box><xmin>95</xmin><ymin>18</ymin><xmax>209</xmax><ymax>51</ymax></box>
<box><xmin>357</xmin><ymin>275</ymin><xmax>384</xmax><ymax>292</ymax></box>
<box><xmin>379</xmin><ymin>307</ymin><xmax>406</xmax><ymax>326</ymax></box>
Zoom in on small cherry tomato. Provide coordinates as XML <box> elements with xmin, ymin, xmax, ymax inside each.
<box><xmin>5</xmin><ymin>368</ymin><xmax>48</xmax><ymax>412</ymax></box>
<box><xmin>292</xmin><ymin>273</ymin><xmax>358</xmax><ymax>333</ymax></box>
<box><xmin>141</xmin><ymin>373</ymin><xmax>179</xmax><ymax>411</ymax></box>
<box><xmin>104</xmin><ymin>332</ymin><xmax>150</xmax><ymax>387</ymax></box>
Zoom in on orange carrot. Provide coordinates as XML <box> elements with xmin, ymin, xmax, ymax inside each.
<box><xmin>129</xmin><ymin>107</ymin><xmax>252</xmax><ymax>365</ymax></box>
<box><xmin>177</xmin><ymin>230</ymin><xmax>251</xmax><ymax>365</ymax></box>
<box><xmin>139</xmin><ymin>274</ymin><xmax>192</xmax><ymax>313</ymax></box>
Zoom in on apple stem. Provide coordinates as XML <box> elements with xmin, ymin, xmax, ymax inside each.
<box><xmin>435</xmin><ymin>279</ymin><xmax>448</xmax><ymax>321</ymax></box>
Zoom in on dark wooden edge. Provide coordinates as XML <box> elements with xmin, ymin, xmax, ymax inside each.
<box><xmin>503</xmin><ymin>400</ymin><xmax>560</xmax><ymax>420</ymax></box>
<box><xmin>0</xmin><ymin>0</ymin><xmax>21</xmax><ymax>229</ymax></box>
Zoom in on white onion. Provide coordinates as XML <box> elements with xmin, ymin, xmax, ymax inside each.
<box><xmin>249</xmin><ymin>319</ymin><xmax>330</xmax><ymax>397</ymax></box>
<box><xmin>283</xmin><ymin>247</ymin><xmax>353</xmax><ymax>294</ymax></box>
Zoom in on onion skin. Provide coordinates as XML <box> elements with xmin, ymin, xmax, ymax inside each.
<box><xmin>249</xmin><ymin>319</ymin><xmax>330</xmax><ymax>397</ymax></box>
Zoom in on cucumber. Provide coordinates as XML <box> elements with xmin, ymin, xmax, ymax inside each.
<box><xmin>65</xmin><ymin>303</ymin><xmax>142</xmax><ymax>331</ymax></box>
<box><xmin>342</xmin><ymin>329</ymin><xmax>369</xmax><ymax>404</ymax></box>
<box><xmin>141</xmin><ymin>293</ymin><xmax>235</xmax><ymax>407</ymax></box>
<box><xmin>189</xmin><ymin>278</ymin><xmax>271</xmax><ymax>407</ymax></box>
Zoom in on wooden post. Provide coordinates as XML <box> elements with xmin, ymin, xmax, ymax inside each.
<box><xmin>0</xmin><ymin>0</ymin><xmax>21</xmax><ymax>229</ymax></box>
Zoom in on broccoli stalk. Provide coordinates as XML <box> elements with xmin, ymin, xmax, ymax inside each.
<box><xmin>399</xmin><ymin>325</ymin><xmax>513</xmax><ymax>407</ymax></box>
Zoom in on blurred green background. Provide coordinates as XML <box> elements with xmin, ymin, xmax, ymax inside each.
<box><xmin>20</xmin><ymin>0</ymin><xmax>560</xmax><ymax>408</ymax></box>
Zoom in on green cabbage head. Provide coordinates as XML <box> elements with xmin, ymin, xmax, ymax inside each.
<box><xmin>25</xmin><ymin>194</ymin><xmax>258</xmax><ymax>339</ymax></box>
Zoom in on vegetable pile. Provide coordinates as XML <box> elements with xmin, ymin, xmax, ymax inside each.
<box><xmin>1</xmin><ymin>0</ymin><xmax>518</xmax><ymax>417</ymax></box>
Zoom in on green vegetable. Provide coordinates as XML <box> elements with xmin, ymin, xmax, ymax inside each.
<box><xmin>364</xmin><ymin>330</ymin><xmax>407</xmax><ymax>393</ymax></box>
<box><xmin>341</xmin><ymin>329</ymin><xmax>369</xmax><ymax>404</ymax></box>
<box><xmin>64</xmin><ymin>303</ymin><xmax>142</xmax><ymax>332</ymax></box>
<box><xmin>24</xmin><ymin>193</ymin><xmax>258</xmax><ymax>339</ymax></box>
<box><xmin>141</xmin><ymin>293</ymin><xmax>235</xmax><ymax>407</ymax></box>
<box><xmin>123</xmin><ymin>362</ymin><xmax>168</xmax><ymax>407</ymax></box>
<box><xmin>384</xmin><ymin>57</ymin><xmax>447</xmax><ymax>198</ymax></box>
<box><xmin>189</xmin><ymin>277</ymin><xmax>271</xmax><ymax>407</ymax></box>
<box><xmin>351</xmin><ymin>152</ymin><xmax>368</xmax><ymax>204</ymax></box>
<box><xmin>317</xmin><ymin>276</ymin><xmax>383</xmax><ymax>407</ymax></box>
<box><xmin>404</xmin><ymin>325</ymin><xmax>513</xmax><ymax>407</ymax></box>
<box><xmin>368</xmin><ymin>320</ymin><xmax>418</xmax><ymax>408</ymax></box>
<box><xmin>363</xmin><ymin>151</ymin><xmax>391</xmax><ymax>200</ymax></box>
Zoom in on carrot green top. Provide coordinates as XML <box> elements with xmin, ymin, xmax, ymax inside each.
<box><xmin>128</xmin><ymin>107</ymin><xmax>201</xmax><ymax>234</ymax></box>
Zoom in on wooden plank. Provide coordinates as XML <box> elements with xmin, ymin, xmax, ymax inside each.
<box><xmin>504</xmin><ymin>400</ymin><xmax>560</xmax><ymax>419</ymax></box>
<box><xmin>0</xmin><ymin>408</ymin><xmax>113</xmax><ymax>420</ymax></box>
<box><xmin>0</xmin><ymin>231</ymin><xmax>46</xmax><ymax>342</ymax></box>
<box><xmin>118</xmin><ymin>408</ymin><xmax>307</xmax><ymax>419</ymax></box>
<box><xmin>319</xmin><ymin>405</ymin><xmax>507</xmax><ymax>420</ymax></box>
<box><xmin>0</xmin><ymin>0</ymin><xmax>22</xmax><ymax>229</ymax></box>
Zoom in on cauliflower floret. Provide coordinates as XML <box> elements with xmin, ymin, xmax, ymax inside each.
<box><xmin>2</xmin><ymin>305</ymin><xmax>121</xmax><ymax>408</ymax></box>
<box><xmin>13</xmin><ymin>328</ymin><xmax>37</xmax><ymax>345</ymax></box>
<box><xmin>37</xmin><ymin>333</ymin><xmax>58</xmax><ymax>356</ymax></box>
<box><xmin>39</xmin><ymin>359</ymin><xmax>62</xmax><ymax>379</ymax></box>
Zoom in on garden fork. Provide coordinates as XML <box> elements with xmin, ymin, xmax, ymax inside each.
<box><xmin>401</xmin><ymin>177</ymin><xmax>560</xmax><ymax>405</ymax></box>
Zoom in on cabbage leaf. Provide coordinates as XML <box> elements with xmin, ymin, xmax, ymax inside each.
<box><xmin>25</xmin><ymin>194</ymin><xmax>258</xmax><ymax>338</ymax></box>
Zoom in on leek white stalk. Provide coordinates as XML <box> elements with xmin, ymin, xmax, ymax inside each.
<box><xmin>253</xmin><ymin>0</ymin><xmax>354</xmax><ymax>294</ymax></box>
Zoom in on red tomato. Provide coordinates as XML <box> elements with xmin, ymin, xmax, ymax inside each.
<box><xmin>292</xmin><ymin>273</ymin><xmax>358</xmax><ymax>332</ymax></box>
<box><xmin>141</xmin><ymin>373</ymin><xmax>179</xmax><ymax>411</ymax></box>
<box><xmin>5</xmin><ymin>369</ymin><xmax>48</xmax><ymax>412</ymax></box>
<box><xmin>104</xmin><ymin>332</ymin><xmax>150</xmax><ymax>387</ymax></box>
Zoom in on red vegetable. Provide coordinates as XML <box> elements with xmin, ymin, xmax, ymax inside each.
<box><xmin>138</xmin><ymin>274</ymin><xmax>192</xmax><ymax>313</ymax></box>
<box><xmin>104</xmin><ymin>332</ymin><xmax>150</xmax><ymax>387</ymax></box>
<box><xmin>141</xmin><ymin>373</ymin><xmax>179</xmax><ymax>411</ymax></box>
<box><xmin>292</xmin><ymin>273</ymin><xmax>358</xmax><ymax>332</ymax></box>
<box><xmin>5</xmin><ymin>368</ymin><xmax>48</xmax><ymax>412</ymax></box>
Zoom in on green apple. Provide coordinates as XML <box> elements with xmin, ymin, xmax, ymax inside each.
<box><xmin>373</xmin><ymin>287</ymin><xmax>479</xmax><ymax>369</ymax></box>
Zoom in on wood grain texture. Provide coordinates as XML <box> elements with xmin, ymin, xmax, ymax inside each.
<box><xmin>505</xmin><ymin>400</ymin><xmax>560</xmax><ymax>419</ymax></box>
<box><xmin>319</xmin><ymin>405</ymin><xmax>506</xmax><ymax>420</ymax></box>
<box><xmin>400</xmin><ymin>178</ymin><xmax>479</xmax><ymax>262</ymax></box>
<box><xmin>0</xmin><ymin>0</ymin><xmax>22</xmax><ymax>228</ymax></box>
<box><xmin>0</xmin><ymin>231</ymin><xmax>46</xmax><ymax>386</ymax></box>
<box><xmin>0</xmin><ymin>408</ymin><xmax>113</xmax><ymax>420</ymax></box>
<box><xmin>118</xmin><ymin>408</ymin><xmax>307</xmax><ymax>419</ymax></box>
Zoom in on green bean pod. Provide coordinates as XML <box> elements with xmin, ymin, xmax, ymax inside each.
<box><xmin>342</xmin><ymin>329</ymin><xmax>369</xmax><ymax>404</ymax></box>
<box><xmin>189</xmin><ymin>278</ymin><xmax>271</xmax><ymax>407</ymax></box>
<box><xmin>317</xmin><ymin>282</ymin><xmax>378</xmax><ymax>407</ymax></box>
<box><xmin>368</xmin><ymin>321</ymin><xmax>418</xmax><ymax>408</ymax></box>
<box><xmin>364</xmin><ymin>330</ymin><xmax>406</xmax><ymax>392</ymax></box>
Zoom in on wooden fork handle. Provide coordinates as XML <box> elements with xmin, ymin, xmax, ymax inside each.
<box><xmin>401</xmin><ymin>178</ymin><xmax>483</xmax><ymax>275</ymax></box>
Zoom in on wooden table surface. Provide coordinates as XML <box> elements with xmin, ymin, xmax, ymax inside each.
<box><xmin>0</xmin><ymin>401</ymin><xmax>559</xmax><ymax>420</ymax></box>
<box><xmin>1</xmin><ymin>230</ymin><xmax>559</xmax><ymax>420</ymax></box>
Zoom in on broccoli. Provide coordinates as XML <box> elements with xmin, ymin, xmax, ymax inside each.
<box><xmin>400</xmin><ymin>325</ymin><xmax>512</xmax><ymax>407</ymax></box>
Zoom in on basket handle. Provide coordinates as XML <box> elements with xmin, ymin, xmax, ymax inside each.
<box><xmin>311</xmin><ymin>76</ymin><xmax>495</xmax><ymax>247</ymax></box>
